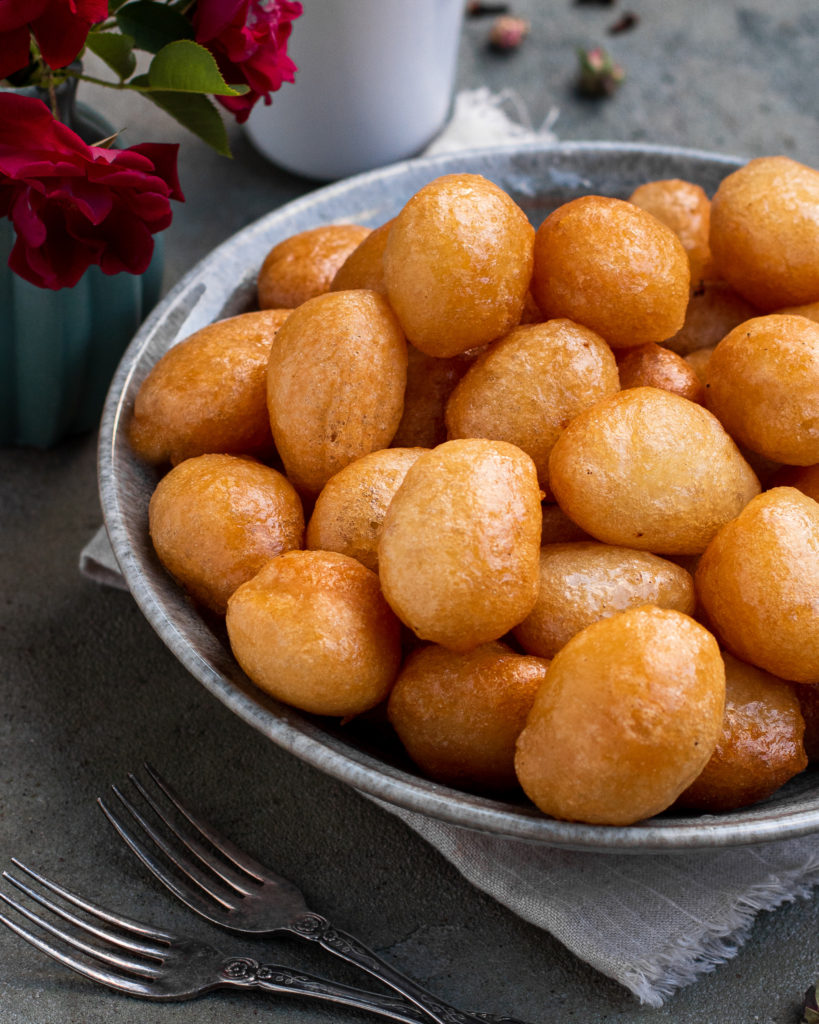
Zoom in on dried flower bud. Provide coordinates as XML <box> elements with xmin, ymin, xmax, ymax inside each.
<box><xmin>803</xmin><ymin>982</ymin><xmax>819</xmax><ymax>1024</ymax></box>
<box><xmin>488</xmin><ymin>15</ymin><xmax>530</xmax><ymax>52</ymax></box>
<box><xmin>576</xmin><ymin>46</ymin><xmax>625</xmax><ymax>97</ymax></box>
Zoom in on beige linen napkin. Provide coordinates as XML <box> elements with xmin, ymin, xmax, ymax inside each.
<box><xmin>80</xmin><ymin>525</ymin><xmax>819</xmax><ymax>1007</ymax></box>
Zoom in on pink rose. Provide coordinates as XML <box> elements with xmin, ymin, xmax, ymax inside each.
<box><xmin>0</xmin><ymin>94</ymin><xmax>184</xmax><ymax>290</ymax></box>
<box><xmin>0</xmin><ymin>0</ymin><xmax>108</xmax><ymax>78</ymax></box>
<box><xmin>192</xmin><ymin>0</ymin><xmax>302</xmax><ymax>123</ymax></box>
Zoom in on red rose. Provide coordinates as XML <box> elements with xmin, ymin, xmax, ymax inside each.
<box><xmin>0</xmin><ymin>0</ymin><xmax>108</xmax><ymax>78</ymax></box>
<box><xmin>192</xmin><ymin>0</ymin><xmax>302</xmax><ymax>123</ymax></box>
<box><xmin>0</xmin><ymin>94</ymin><xmax>184</xmax><ymax>290</ymax></box>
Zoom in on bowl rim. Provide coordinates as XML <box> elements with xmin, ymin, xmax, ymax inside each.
<box><xmin>99</xmin><ymin>138</ymin><xmax>819</xmax><ymax>853</ymax></box>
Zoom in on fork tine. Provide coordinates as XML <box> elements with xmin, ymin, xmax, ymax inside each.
<box><xmin>143</xmin><ymin>763</ymin><xmax>268</xmax><ymax>882</ymax></box>
<box><xmin>0</xmin><ymin>904</ymin><xmax>156</xmax><ymax>998</ymax></box>
<box><xmin>98</xmin><ymin>793</ymin><xmax>238</xmax><ymax>916</ymax></box>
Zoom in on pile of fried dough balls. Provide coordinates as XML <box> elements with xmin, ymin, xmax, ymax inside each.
<box><xmin>130</xmin><ymin>156</ymin><xmax>819</xmax><ymax>827</ymax></box>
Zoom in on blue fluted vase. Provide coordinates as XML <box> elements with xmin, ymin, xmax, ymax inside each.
<box><xmin>0</xmin><ymin>86</ymin><xmax>164</xmax><ymax>447</ymax></box>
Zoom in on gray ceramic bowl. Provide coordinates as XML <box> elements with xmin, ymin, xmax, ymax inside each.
<box><xmin>99</xmin><ymin>141</ymin><xmax>819</xmax><ymax>853</ymax></box>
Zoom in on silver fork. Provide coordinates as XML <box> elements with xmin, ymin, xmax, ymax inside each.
<box><xmin>98</xmin><ymin>765</ymin><xmax>515</xmax><ymax>1024</ymax></box>
<box><xmin>0</xmin><ymin>858</ymin><xmax>467</xmax><ymax>1022</ymax></box>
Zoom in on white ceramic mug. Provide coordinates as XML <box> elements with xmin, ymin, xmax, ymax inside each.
<box><xmin>244</xmin><ymin>0</ymin><xmax>465</xmax><ymax>180</ymax></box>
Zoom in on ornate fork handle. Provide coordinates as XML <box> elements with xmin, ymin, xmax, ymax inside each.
<box><xmin>289</xmin><ymin>912</ymin><xmax>492</xmax><ymax>1024</ymax></box>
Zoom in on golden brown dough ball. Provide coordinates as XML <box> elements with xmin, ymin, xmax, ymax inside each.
<box><xmin>391</xmin><ymin>344</ymin><xmax>477</xmax><ymax>449</ymax></box>
<box><xmin>387</xmin><ymin>641</ymin><xmax>549</xmax><ymax>791</ymax></box>
<box><xmin>616</xmin><ymin>342</ymin><xmax>704</xmax><ymax>404</ymax></box>
<box><xmin>684</xmin><ymin>345</ymin><xmax>715</xmax><ymax>385</ymax></box>
<box><xmin>664</xmin><ymin>280</ymin><xmax>759</xmax><ymax>356</ymax></box>
<box><xmin>768</xmin><ymin>463</ymin><xmax>819</xmax><ymax>503</ymax></box>
<box><xmin>226</xmin><ymin>550</ymin><xmax>401</xmax><ymax>717</ymax></box>
<box><xmin>329</xmin><ymin>220</ymin><xmax>392</xmax><ymax>295</ymax></box>
<box><xmin>266</xmin><ymin>290</ymin><xmax>407</xmax><ymax>496</ymax></box>
<box><xmin>677</xmin><ymin>651</ymin><xmax>807</xmax><ymax>812</ymax></box>
<box><xmin>306</xmin><ymin>447</ymin><xmax>428</xmax><ymax>572</ymax></box>
<box><xmin>628</xmin><ymin>178</ymin><xmax>714</xmax><ymax>287</ymax></box>
<box><xmin>695</xmin><ymin>487</ymin><xmax>819</xmax><ymax>683</ymax></box>
<box><xmin>515</xmin><ymin>606</ymin><xmax>725</xmax><ymax>825</ymax></box>
<box><xmin>445</xmin><ymin>319</ymin><xmax>620</xmax><ymax>492</ymax></box>
<box><xmin>774</xmin><ymin>299</ymin><xmax>819</xmax><ymax>324</ymax></box>
<box><xmin>530</xmin><ymin>195</ymin><xmax>690</xmax><ymax>349</ymax></box>
<box><xmin>540</xmin><ymin>503</ymin><xmax>591</xmax><ymax>544</ymax></box>
<box><xmin>513</xmin><ymin>542</ymin><xmax>696</xmax><ymax>659</ymax></box>
<box><xmin>257</xmin><ymin>224</ymin><xmax>371</xmax><ymax>309</ymax></box>
<box><xmin>703</xmin><ymin>314</ymin><xmax>819</xmax><ymax>466</ymax></box>
<box><xmin>709</xmin><ymin>156</ymin><xmax>819</xmax><ymax>310</ymax></box>
<box><xmin>548</xmin><ymin>387</ymin><xmax>760</xmax><ymax>555</ymax></box>
<box><xmin>129</xmin><ymin>310</ymin><xmax>290</xmax><ymax>466</ymax></box>
<box><xmin>378</xmin><ymin>439</ymin><xmax>542</xmax><ymax>651</ymax></box>
<box><xmin>148</xmin><ymin>454</ymin><xmax>304</xmax><ymax>614</ymax></box>
<box><xmin>383</xmin><ymin>173</ymin><xmax>534</xmax><ymax>357</ymax></box>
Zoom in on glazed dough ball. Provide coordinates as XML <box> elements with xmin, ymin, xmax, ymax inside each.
<box><xmin>445</xmin><ymin>319</ymin><xmax>620</xmax><ymax>492</ymax></box>
<box><xmin>266</xmin><ymin>290</ymin><xmax>407</xmax><ymax>496</ymax></box>
<box><xmin>548</xmin><ymin>387</ymin><xmax>760</xmax><ymax>555</ymax></box>
<box><xmin>391</xmin><ymin>344</ymin><xmax>477</xmax><ymax>449</ymax></box>
<box><xmin>306</xmin><ymin>447</ymin><xmax>427</xmax><ymax>572</ymax></box>
<box><xmin>677</xmin><ymin>652</ymin><xmax>807</xmax><ymax>812</ymax></box>
<box><xmin>378</xmin><ymin>439</ymin><xmax>542</xmax><ymax>651</ymax></box>
<box><xmin>129</xmin><ymin>309</ymin><xmax>290</xmax><ymax>466</ymax></box>
<box><xmin>515</xmin><ymin>606</ymin><xmax>725</xmax><ymax>825</ymax></box>
<box><xmin>616</xmin><ymin>342</ymin><xmax>704</xmax><ymax>404</ymax></box>
<box><xmin>383</xmin><ymin>173</ymin><xmax>534</xmax><ymax>357</ymax></box>
<box><xmin>257</xmin><ymin>224</ymin><xmax>371</xmax><ymax>309</ymax></box>
<box><xmin>695</xmin><ymin>487</ymin><xmax>819</xmax><ymax>684</ymax></box>
<box><xmin>387</xmin><ymin>641</ymin><xmax>549</xmax><ymax>791</ymax></box>
<box><xmin>709</xmin><ymin>156</ymin><xmax>819</xmax><ymax>311</ymax></box>
<box><xmin>149</xmin><ymin>454</ymin><xmax>304</xmax><ymax>614</ymax></box>
<box><xmin>530</xmin><ymin>195</ymin><xmax>690</xmax><ymax>348</ymax></box>
<box><xmin>513</xmin><ymin>542</ymin><xmax>696</xmax><ymax>659</ymax></box>
<box><xmin>628</xmin><ymin>177</ymin><xmax>714</xmax><ymax>286</ymax></box>
<box><xmin>664</xmin><ymin>280</ymin><xmax>758</xmax><ymax>356</ymax></box>
<box><xmin>226</xmin><ymin>550</ymin><xmax>401</xmax><ymax>717</ymax></box>
<box><xmin>330</xmin><ymin>220</ymin><xmax>392</xmax><ymax>295</ymax></box>
<box><xmin>703</xmin><ymin>314</ymin><xmax>819</xmax><ymax>466</ymax></box>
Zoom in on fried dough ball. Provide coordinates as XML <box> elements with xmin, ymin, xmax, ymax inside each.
<box><xmin>684</xmin><ymin>345</ymin><xmax>715</xmax><ymax>385</ymax></box>
<box><xmin>383</xmin><ymin>173</ymin><xmax>534</xmax><ymax>357</ymax></box>
<box><xmin>769</xmin><ymin>463</ymin><xmax>819</xmax><ymax>503</ymax></box>
<box><xmin>515</xmin><ymin>606</ymin><xmax>725</xmax><ymax>825</ymax></box>
<box><xmin>226</xmin><ymin>550</ymin><xmax>401</xmax><ymax>717</ymax></box>
<box><xmin>149</xmin><ymin>454</ymin><xmax>304</xmax><ymax>614</ymax></box>
<box><xmin>703</xmin><ymin>314</ymin><xmax>819</xmax><ymax>466</ymax></box>
<box><xmin>266</xmin><ymin>290</ymin><xmax>407</xmax><ymax>496</ymax></box>
<box><xmin>540</xmin><ymin>503</ymin><xmax>591</xmax><ymax>544</ymax></box>
<box><xmin>695</xmin><ymin>487</ymin><xmax>819</xmax><ymax>683</ymax></box>
<box><xmin>664</xmin><ymin>280</ymin><xmax>758</xmax><ymax>356</ymax></box>
<box><xmin>616</xmin><ymin>342</ymin><xmax>704</xmax><ymax>404</ymax></box>
<box><xmin>445</xmin><ymin>319</ymin><xmax>620</xmax><ymax>492</ymax></box>
<box><xmin>513</xmin><ymin>542</ymin><xmax>696</xmax><ymax>659</ymax></box>
<box><xmin>709</xmin><ymin>156</ymin><xmax>819</xmax><ymax>310</ymax></box>
<box><xmin>775</xmin><ymin>299</ymin><xmax>819</xmax><ymax>324</ymax></box>
<box><xmin>676</xmin><ymin>652</ymin><xmax>807</xmax><ymax>812</ymax></box>
<box><xmin>378</xmin><ymin>439</ymin><xmax>542</xmax><ymax>651</ymax></box>
<box><xmin>548</xmin><ymin>387</ymin><xmax>760</xmax><ymax>555</ymax></box>
<box><xmin>257</xmin><ymin>224</ymin><xmax>371</xmax><ymax>309</ymax></box>
<box><xmin>391</xmin><ymin>344</ymin><xmax>477</xmax><ymax>449</ymax></box>
<box><xmin>628</xmin><ymin>178</ymin><xmax>714</xmax><ymax>287</ymax></box>
<box><xmin>129</xmin><ymin>309</ymin><xmax>290</xmax><ymax>466</ymax></box>
<box><xmin>329</xmin><ymin>220</ymin><xmax>392</xmax><ymax>295</ymax></box>
<box><xmin>306</xmin><ymin>447</ymin><xmax>427</xmax><ymax>572</ymax></box>
<box><xmin>530</xmin><ymin>195</ymin><xmax>690</xmax><ymax>349</ymax></box>
<box><xmin>387</xmin><ymin>641</ymin><xmax>549</xmax><ymax>791</ymax></box>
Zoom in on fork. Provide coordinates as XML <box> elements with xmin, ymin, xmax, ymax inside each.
<box><xmin>0</xmin><ymin>858</ymin><xmax>478</xmax><ymax>1022</ymax></box>
<box><xmin>98</xmin><ymin>764</ymin><xmax>515</xmax><ymax>1024</ymax></box>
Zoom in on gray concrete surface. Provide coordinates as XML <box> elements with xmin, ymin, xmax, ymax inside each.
<box><xmin>2</xmin><ymin>2</ymin><xmax>819</xmax><ymax>1021</ymax></box>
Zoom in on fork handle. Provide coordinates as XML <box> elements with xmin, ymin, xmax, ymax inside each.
<box><xmin>288</xmin><ymin>912</ymin><xmax>489</xmax><ymax>1024</ymax></box>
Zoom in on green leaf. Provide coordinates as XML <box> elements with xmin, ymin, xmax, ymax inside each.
<box><xmin>146</xmin><ymin>90</ymin><xmax>232</xmax><ymax>157</ymax></box>
<box><xmin>116</xmin><ymin>1</ymin><xmax>194</xmax><ymax>54</ymax></box>
<box><xmin>148</xmin><ymin>40</ymin><xmax>246</xmax><ymax>95</ymax></box>
<box><xmin>85</xmin><ymin>30</ymin><xmax>137</xmax><ymax>80</ymax></box>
